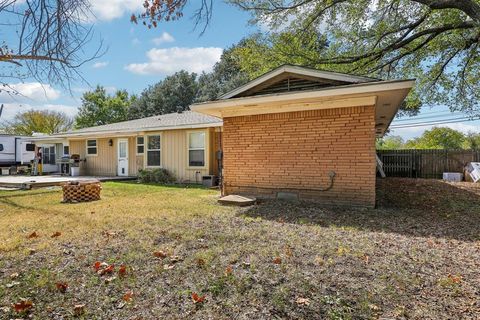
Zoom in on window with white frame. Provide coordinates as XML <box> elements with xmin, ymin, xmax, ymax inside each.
<box><xmin>136</xmin><ymin>136</ymin><xmax>144</xmax><ymax>154</ymax></box>
<box><xmin>147</xmin><ymin>135</ymin><xmax>161</xmax><ymax>166</ymax></box>
<box><xmin>42</xmin><ymin>146</ymin><xmax>56</xmax><ymax>165</ymax></box>
<box><xmin>188</xmin><ymin>132</ymin><xmax>205</xmax><ymax>167</ymax></box>
<box><xmin>86</xmin><ymin>139</ymin><xmax>97</xmax><ymax>155</ymax></box>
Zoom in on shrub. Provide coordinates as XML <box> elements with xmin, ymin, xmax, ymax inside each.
<box><xmin>138</xmin><ymin>168</ymin><xmax>175</xmax><ymax>184</ymax></box>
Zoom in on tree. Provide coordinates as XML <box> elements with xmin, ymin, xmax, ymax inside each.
<box><xmin>75</xmin><ymin>86</ymin><xmax>134</xmax><ymax>129</ymax></box>
<box><xmin>145</xmin><ymin>0</ymin><xmax>480</xmax><ymax>115</ymax></box>
<box><xmin>404</xmin><ymin>127</ymin><xmax>466</xmax><ymax>149</ymax></box>
<box><xmin>463</xmin><ymin>132</ymin><xmax>480</xmax><ymax>149</ymax></box>
<box><xmin>2</xmin><ymin>110</ymin><xmax>72</xmax><ymax>135</ymax></box>
<box><xmin>196</xmin><ymin>43</ymin><xmax>250</xmax><ymax>102</ymax></box>
<box><xmin>129</xmin><ymin>71</ymin><xmax>198</xmax><ymax>119</ymax></box>
<box><xmin>1</xmin><ymin>1</ymin><xmax>102</xmax><ymax>94</ymax></box>
<box><xmin>376</xmin><ymin>135</ymin><xmax>405</xmax><ymax>150</ymax></box>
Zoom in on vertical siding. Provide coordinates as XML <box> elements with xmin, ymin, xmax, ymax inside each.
<box><xmin>67</xmin><ymin>128</ymin><xmax>217</xmax><ymax>180</ymax></box>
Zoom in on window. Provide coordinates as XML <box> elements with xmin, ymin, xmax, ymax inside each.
<box><xmin>63</xmin><ymin>145</ymin><xmax>70</xmax><ymax>155</ymax></box>
<box><xmin>26</xmin><ymin>143</ymin><xmax>35</xmax><ymax>152</ymax></box>
<box><xmin>136</xmin><ymin>136</ymin><xmax>144</xmax><ymax>154</ymax></box>
<box><xmin>42</xmin><ymin>146</ymin><xmax>56</xmax><ymax>165</ymax></box>
<box><xmin>0</xmin><ymin>144</ymin><xmax>3</xmax><ymax>152</ymax></box>
<box><xmin>86</xmin><ymin>139</ymin><xmax>97</xmax><ymax>155</ymax></box>
<box><xmin>188</xmin><ymin>132</ymin><xmax>205</xmax><ymax>167</ymax></box>
<box><xmin>147</xmin><ymin>135</ymin><xmax>161</xmax><ymax>166</ymax></box>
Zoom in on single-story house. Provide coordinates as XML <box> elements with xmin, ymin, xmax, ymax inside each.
<box><xmin>191</xmin><ymin>65</ymin><xmax>414</xmax><ymax>207</ymax></box>
<box><xmin>26</xmin><ymin>112</ymin><xmax>223</xmax><ymax>183</ymax></box>
<box><xmin>29</xmin><ymin>65</ymin><xmax>413</xmax><ymax>207</ymax></box>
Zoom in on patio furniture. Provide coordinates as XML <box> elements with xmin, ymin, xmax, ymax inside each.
<box><xmin>62</xmin><ymin>179</ymin><xmax>102</xmax><ymax>203</ymax></box>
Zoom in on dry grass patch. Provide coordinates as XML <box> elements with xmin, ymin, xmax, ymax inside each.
<box><xmin>0</xmin><ymin>179</ymin><xmax>479</xmax><ymax>319</ymax></box>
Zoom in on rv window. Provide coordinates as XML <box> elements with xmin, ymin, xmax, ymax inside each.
<box><xmin>26</xmin><ymin>143</ymin><xmax>35</xmax><ymax>151</ymax></box>
<box><xmin>0</xmin><ymin>144</ymin><xmax>3</xmax><ymax>152</ymax></box>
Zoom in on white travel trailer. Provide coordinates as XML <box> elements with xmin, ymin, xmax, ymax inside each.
<box><xmin>0</xmin><ymin>134</ymin><xmax>36</xmax><ymax>167</ymax></box>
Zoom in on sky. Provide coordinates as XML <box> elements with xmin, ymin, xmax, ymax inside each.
<box><xmin>1</xmin><ymin>0</ymin><xmax>479</xmax><ymax>140</ymax></box>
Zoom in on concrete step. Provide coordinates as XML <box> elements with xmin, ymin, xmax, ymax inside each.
<box><xmin>218</xmin><ymin>194</ymin><xmax>256</xmax><ymax>207</ymax></box>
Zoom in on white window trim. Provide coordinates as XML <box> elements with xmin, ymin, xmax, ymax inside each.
<box><xmin>136</xmin><ymin>136</ymin><xmax>145</xmax><ymax>155</ymax></box>
<box><xmin>145</xmin><ymin>133</ymin><xmax>162</xmax><ymax>168</ymax></box>
<box><xmin>187</xmin><ymin>130</ymin><xmax>208</xmax><ymax>169</ymax></box>
<box><xmin>86</xmin><ymin>139</ymin><xmax>98</xmax><ymax>156</ymax></box>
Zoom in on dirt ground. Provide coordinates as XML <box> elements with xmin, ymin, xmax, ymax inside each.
<box><xmin>0</xmin><ymin>178</ymin><xmax>479</xmax><ymax>319</ymax></box>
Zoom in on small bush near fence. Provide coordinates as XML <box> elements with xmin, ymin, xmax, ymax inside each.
<box><xmin>138</xmin><ymin>168</ymin><xmax>176</xmax><ymax>184</ymax></box>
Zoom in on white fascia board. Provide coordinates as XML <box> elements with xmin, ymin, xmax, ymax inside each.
<box><xmin>193</xmin><ymin>79</ymin><xmax>415</xmax><ymax>116</ymax></box>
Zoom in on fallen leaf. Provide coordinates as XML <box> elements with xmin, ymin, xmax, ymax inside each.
<box><xmin>295</xmin><ymin>297</ymin><xmax>310</xmax><ymax>306</ymax></box>
<box><xmin>10</xmin><ymin>272</ymin><xmax>19</xmax><ymax>279</ymax></box>
<box><xmin>170</xmin><ymin>255</ymin><xmax>181</xmax><ymax>263</ymax></box>
<box><xmin>123</xmin><ymin>291</ymin><xmax>133</xmax><ymax>302</ymax></box>
<box><xmin>51</xmin><ymin>231</ymin><xmax>62</xmax><ymax>238</ymax></box>
<box><xmin>93</xmin><ymin>261</ymin><xmax>106</xmax><ymax>272</ymax></box>
<box><xmin>163</xmin><ymin>264</ymin><xmax>175</xmax><ymax>270</ymax></box>
<box><xmin>55</xmin><ymin>282</ymin><xmax>68</xmax><ymax>293</ymax></box>
<box><xmin>191</xmin><ymin>292</ymin><xmax>205</xmax><ymax>304</ymax></box>
<box><xmin>448</xmin><ymin>274</ymin><xmax>462</xmax><ymax>284</ymax></box>
<box><xmin>99</xmin><ymin>264</ymin><xmax>115</xmax><ymax>275</ymax></box>
<box><xmin>224</xmin><ymin>265</ymin><xmax>233</xmax><ymax>276</ymax></box>
<box><xmin>104</xmin><ymin>276</ymin><xmax>117</xmax><ymax>283</ymax></box>
<box><xmin>118</xmin><ymin>265</ymin><xmax>127</xmax><ymax>277</ymax></box>
<box><xmin>284</xmin><ymin>246</ymin><xmax>293</xmax><ymax>257</ymax></box>
<box><xmin>153</xmin><ymin>250</ymin><xmax>168</xmax><ymax>259</ymax></box>
<box><xmin>28</xmin><ymin>248</ymin><xmax>36</xmax><ymax>255</ymax></box>
<box><xmin>273</xmin><ymin>257</ymin><xmax>282</xmax><ymax>264</ymax></box>
<box><xmin>196</xmin><ymin>258</ymin><xmax>205</xmax><ymax>267</ymax></box>
<box><xmin>12</xmin><ymin>299</ymin><xmax>33</xmax><ymax>313</ymax></box>
<box><xmin>27</xmin><ymin>231</ymin><xmax>39</xmax><ymax>239</ymax></box>
<box><xmin>362</xmin><ymin>254</ymin><xmax>369</xmax><ymax>264</ymax></box>
<box><xmin>73</xmin><ymin>304</ymin><xmax>85</xmax><ymax>316</ymax></box>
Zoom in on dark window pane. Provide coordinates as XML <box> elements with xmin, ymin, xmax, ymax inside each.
<box><xmin>137</xmin><ymin>136</ymin><xmax>144</xmax><ymax>145</ymax></box>
<box><xmin>189</xmin><ymin>150</ymin><xmax>205</xmax><ymax>167</ymax></box>
<box><xmin>87</xmin><ymin>147</ymin><xmax>97</xmax><ymax>155</ymax></box>
<box><xmin>63</xmin><ymin>146</ymin><xmax>69</xmax><ymax>155</ymax></box>
<box><xmin>87</xmin><ymin>140</ymin><xmax>96</xmax><ymax>147</ymax></box>
<box><xmin>0</xmin><ymin>144</ymin><xmax>3</xmax><ymax>151</ymax></box>
<box><xmin>26</xmin><ymin>143</ymin><xmax>35</xmax><ymax>151</ymax></box>
<box><xmin>147</xmin><ymin>150</ymin><xmax>161</xmax><ymax>166</ymax></box>
<box><xmin>148</xmin><ymin>136</ymin><xmax>160</xmax><ymax>150</ymax></box>
<box><xmin>137</xmin><ymin>146</ymin><xmax>144</xmax><ymax>154</ymax></box>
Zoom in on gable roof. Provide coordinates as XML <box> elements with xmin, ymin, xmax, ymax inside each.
<box><xmin>32</xmin><ymin>111</ymin><xmax>222</xmax><ymax>139</ymax></box>
<box><xmin>220</xmin><ymin>64</ymin><xmax>378</xmax><ymax>99</ymax></box>
<box><xmin>191</xmin><ymin>65</ymin><xmax>415</xmax><ymax>137</ymax></box>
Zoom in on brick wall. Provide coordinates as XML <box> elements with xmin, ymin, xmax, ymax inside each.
<box><xmin>222</xmin><ymin>106</ymin><xmax>377</xmax><ymax>207</ymax></box>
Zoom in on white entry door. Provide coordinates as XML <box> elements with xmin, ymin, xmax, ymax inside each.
<box><xmin>117</xmin><ymin>139</ymin><xmax>128</xmax><ymax>176</ymax></box>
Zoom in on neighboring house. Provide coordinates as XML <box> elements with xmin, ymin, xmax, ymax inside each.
<box><xmin>29</xmin><ymin>65</ymin><xmax>413</xmax><ymax>207</ymax></box>
<box><xmin>26</xmin><ymin>112</ymin><xmax>222</xmax><ymax>183</ymax></box>
<box><xmin>191</xmin><ymin>65</ymin><xmax>414</xmax><ymax>207</ymax></box>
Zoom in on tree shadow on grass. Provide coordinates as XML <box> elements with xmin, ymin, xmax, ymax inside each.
<box><xmin>240</xmin><ymin>178</ymin><xmax>480</xmax><ymax>242</ymax></box>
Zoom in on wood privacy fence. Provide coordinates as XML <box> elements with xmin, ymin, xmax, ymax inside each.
<box><xmin>377</xmin><ymin>149</ymin><xmax>480</xmax><ymax>179</ymax></box>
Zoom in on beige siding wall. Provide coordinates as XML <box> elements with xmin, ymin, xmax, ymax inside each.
<box><xmin>67</xmin><ymin>128</ymin><xmax>219</xmax><ymax>181</ymax></box>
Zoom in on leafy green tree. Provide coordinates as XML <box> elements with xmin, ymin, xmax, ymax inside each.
<box><xmin>143</xmin><ymin>1</ymin><xmax>480</xmax><ymax>115</ymax></box>
<box><xmin>463</xmin><ymin>132</ymin><xmax>480</xmax><ymax>149</ymax></box>
<box><xmin>129</xmin><ymin>71</ymin><xmax>198</xmax><ymax>119</ymax></box>
<box><xmin>3</xmin><ymin>110</ymin><xmax>72</xmax><ymax>135</ymax></box>
<box><xmin>405</xmin><ymin>127</ymin><xmax>466</xmax><ymax>149</ymax></box>
<box><xmin>196</xmin><ymin>43</ymin><xmax>250</xmax><ymax>102</ymax></box>
<box><xmin>75</xmin><ymin>86</ymin><xmax>134</xmax><ymax>129</ymax></box>
<box><xmin>376</xmin><ymin>136</ymin><xmax>405</xmax><ymax>150</ymax></box>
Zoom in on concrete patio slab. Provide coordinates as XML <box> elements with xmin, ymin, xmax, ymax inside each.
<box><xmin>0</xmin><ymin>175</ymin><xmax>136</xmax><ymax>189</ymax></box>
<box><xmin>218</xmin><ymin>194</ymin><xmax>257</xmax><ymax>207</ymax></box>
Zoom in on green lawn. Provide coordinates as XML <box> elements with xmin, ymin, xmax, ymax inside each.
<box><xmin>0</xmin><ymin>179</ymin><xmax>479</xmax><ymax>319</ymax></box>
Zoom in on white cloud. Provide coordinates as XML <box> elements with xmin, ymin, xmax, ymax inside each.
<box><xmin>125</xmin><ymin>47</ymin><xmax>223</xmax><ymax>75</ymax></box>
<box><xmin>0</xmin><ymin>82</ymin><xmax>60</xmax><ymax>103</ymax></box>
<box><xmin>0</xmin><ymin>103</ymin><xmax>79</xmax><ymax>121</ymax></box>
<box><xmin>89</xmin><ymin>0</ymin><xmax>143</xmax><ymax>21</ymax></box>
<box><xmin>152</xmin><ymin>32</ymin><xmax>175</xmax><ymax>45</ymax></box>
<box><xmin>92</xmin><ymin>61</ymin><xmax>109</xmax><ymax>68</ymax></box>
